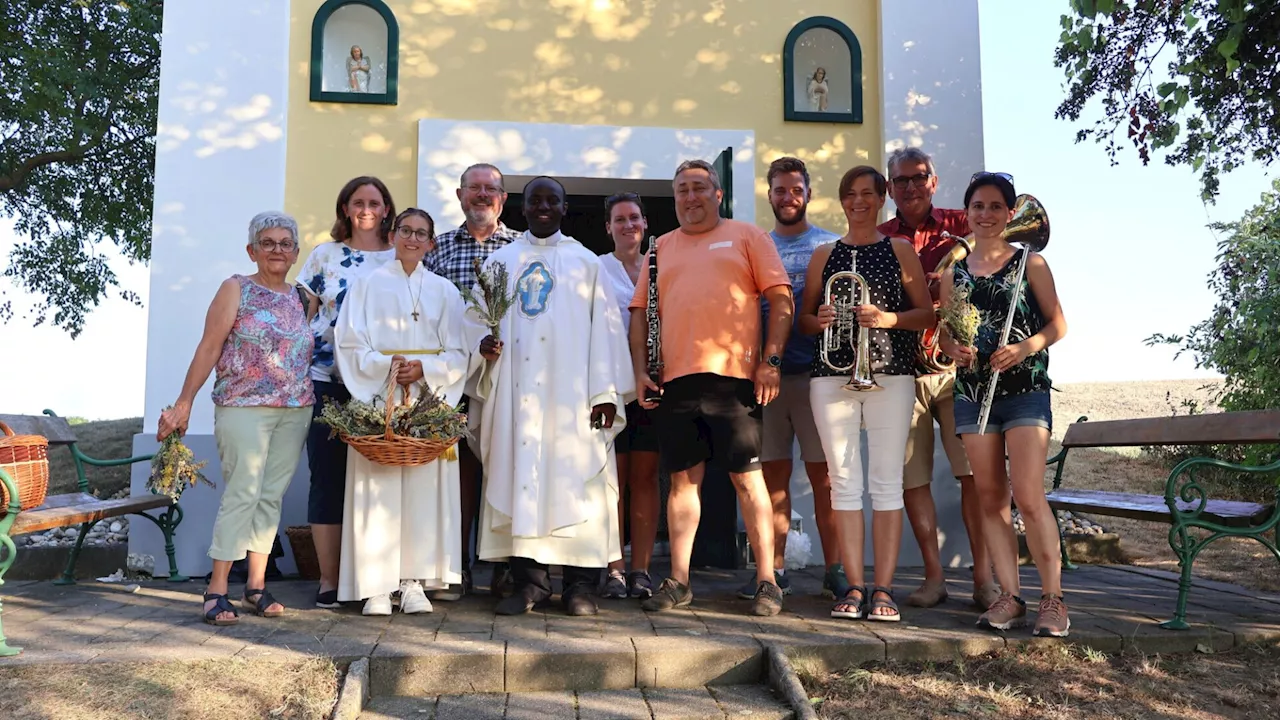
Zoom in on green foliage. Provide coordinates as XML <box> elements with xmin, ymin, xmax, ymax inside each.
<box><xmin>1147</xmin><ymin>178</ymin><xmax>1280</xmax><ymax>413</ymax></box>
<box><xmin>0</xmin><ymin>0</ymin><xmax>162</xmax><ymax>337</ymax></box>
<box><xmin>1055</xmin><ymin>0</ymin><xmax>1279</xmax><ymax>200</ymax></box>
<box><xmin>1146</xmin><ymin>179</ymin><xmax>1280</xmax><ymax>487</ymax></box>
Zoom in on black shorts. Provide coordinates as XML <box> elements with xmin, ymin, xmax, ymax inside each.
<box><xmin>307</xmin><ymin>380</ymin><xmax>350</xmax><ymax>525</ymax></box>
<box><xmin>616</xmin><ymin>400</ymin><xmax>660</xmax><ymax>454</ymax></box>
<box><xmin>656</xmin><ymin>373</ymin><xmax>762</xmax><ymax>474</ymax></box>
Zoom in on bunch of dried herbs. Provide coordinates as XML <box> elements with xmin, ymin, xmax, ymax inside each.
<box><xmin>317</xmin><ymin>382</ymin><xmax>467</xmax><ymax>441</ymax></box>
<box><xmin>147</xmin><ymin>409</ymin><xmax>213</xmax><ymax>501</ymax></box>
<box><xmin>460</xmin><ymin>258</ymin><xmax>514</xmax><ymax>340</ymax></box>
<box><xmin>941</xmin><ymin>282</ymin><xmax>982</xmax><ymax>348</ymax></box>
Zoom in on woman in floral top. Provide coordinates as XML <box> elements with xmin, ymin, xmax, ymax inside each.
<box><xmin>158</xmin><ymin>212</ymin><xmax>315</xmax><ymax>625</ymax></box>
<box><xmin>297</xmin><ymin>175</ymin><xmax>397</xmax><ymax>609</ymax></box>
<box><xmin>939</xmin><ymin>173</ymin><xmax>1069</xmax><ymax>639</ymax></box>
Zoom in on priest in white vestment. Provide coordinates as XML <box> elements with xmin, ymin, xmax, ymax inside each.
<box><xmin>334</xmin><ymin>209</ymin><xmax>471</xmax><ymax>615</ymax></box>
<box><xmin>469</xmin><ymin>176</ymin><xmax>635</xmax><ymax>616</ymax></box>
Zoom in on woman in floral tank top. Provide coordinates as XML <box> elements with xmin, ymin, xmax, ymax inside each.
<box><xmin>158</xmin><ymin>212</ymin><xmax>315</xmax><ymax>626</ymax></box>
<box><xmin>939</xmin><ymin>174</ymin><xmax>1070</xmax><ymax>639</ymax></box>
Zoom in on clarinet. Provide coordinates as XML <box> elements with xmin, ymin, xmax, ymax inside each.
<box><xmin>644</xmin><ymin>235</ymin><xmax>663</xmax><ymax>404</ymax></box>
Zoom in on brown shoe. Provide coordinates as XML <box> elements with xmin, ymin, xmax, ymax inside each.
<box><xmin>905</xmin><ymin>580</ymin><xmax>948</xmax><ymax>608</ymax></box>
<box><xmin>1034</xmin><ymin>594</ymin><xmax>1071</xmax><ymax>637</ymax></box>
<box><xmin>973</xmin><ymin>581</ymin><xmax>1001</xmax><ymax>611</ymax></box>
<box><xmin>751</xmin><ymin>580</ymin><xmax>784</xmax><ymax>617</ymax></box>
<box><xmin>977</xmin><ymin>592</ymin><xmax>1027</xmax><ymax>631</ymax></box>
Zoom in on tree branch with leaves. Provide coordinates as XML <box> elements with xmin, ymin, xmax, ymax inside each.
<box><xmin>0</xmin><ymin>0</ymin><xmax>162</xmax><ymax>337</ymax></box>
<box><xmin>1055</xmin><ymin>0</ymin><xmax>1279</xmax><ymax>201</ymax></box>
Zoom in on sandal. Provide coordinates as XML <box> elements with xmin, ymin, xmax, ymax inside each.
<box><xmin>830</xmin><ymin>586</ymin><xmax>867</xmax><ymax>620</ymax></box>
<box><xmin>243</xmin><ymin>587</ymin><xmax>285</xmax><ymax>618</ymax></box>
<box><xmin>202</xmin><ymin>593</ymin><xmax>240</xmax><ymax>626</ymax></box>
<box><xmin>867</xmin><ymin>586</ymin><xmax>901</xmax><ymax>623</ymax></box>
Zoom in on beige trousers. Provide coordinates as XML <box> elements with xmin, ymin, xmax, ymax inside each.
<box><xmin>210</xmin><ymin>405</ymin><xmax>311</xmax><ymax>561</ymax></box>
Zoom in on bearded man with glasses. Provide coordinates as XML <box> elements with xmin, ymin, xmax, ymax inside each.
<box><xmin>423</xmin><ymin>163</ymin><xmax>522</xmax><ymax>602</ymax></box>
<box><xmin>876</xmin><ymin>148</ymin><xmax>999</xmax><ymax>612</ymax></box>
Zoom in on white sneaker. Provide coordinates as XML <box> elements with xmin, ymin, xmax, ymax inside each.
<box><xmin>362</xmin><ymin>594</ymin><xmax>393</xmax><ymax>616</ymax></box>
<box><xmin>399</xmin><ymin>580</ymin><xmax>432</xmax><ymax>614</ymax></box>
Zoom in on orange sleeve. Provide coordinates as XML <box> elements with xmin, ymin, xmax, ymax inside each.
<box><xmin>746</xmin><ymin>227</ymin><xmax>790</xmax><ymax>293</ymax></box>
<box><xmin>628</xmin><ymin>252</ymin><xmax>651</xmax><ymax>310</ymax></box>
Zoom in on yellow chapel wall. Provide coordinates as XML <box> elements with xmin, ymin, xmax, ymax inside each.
<box><xmin>283</xmin><ymin>0</ymin><xmax>882</xmax><ymax>262</ymax></box>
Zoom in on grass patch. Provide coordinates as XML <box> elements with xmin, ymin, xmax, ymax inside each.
<box><xmin>800</xmin><ymin>642</ymin><xmax>1280</xmax><ymax>719</ymax></box>
<box><xmin>1</xmin><ymin>656</ymin><xmax>339</xmax><ymax>719</ymax></box>
<box><xmin>44</xmin><ymin>417</ymin><xmax>143</xmax><ymax>499</ymax></box>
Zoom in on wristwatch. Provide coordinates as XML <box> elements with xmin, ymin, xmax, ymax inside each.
<box><xmin>766</xmin><ymin>354</ymin><xmax>782</xmax><ymax>369</ymax></box>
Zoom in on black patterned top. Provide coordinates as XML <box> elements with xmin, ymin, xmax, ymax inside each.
<box><xmin>952</xmin><ymin>249</ymin><xmax>1052</xmax><ymax>402</ymax></box>
<box><xmin>810</xmin><ymin>238</ymin><xmax>916</xmax><ymax>378</ymax></box>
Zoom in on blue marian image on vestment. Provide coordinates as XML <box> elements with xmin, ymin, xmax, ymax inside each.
<box><xmin>516</xmin><ymin>260</ymin><xmax>554</xmax><ymax>318</ymax></box>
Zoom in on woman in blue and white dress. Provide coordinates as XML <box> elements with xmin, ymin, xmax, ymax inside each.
<box><xmin>296</xmin><ymin>175</ymin><xmax>396</xmax><ymax>609</ymax></box>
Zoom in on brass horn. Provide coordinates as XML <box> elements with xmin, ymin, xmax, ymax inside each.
<box><xmin>918</xmin><ymin>235</ymin><xmax>973</xmax><ymax>373</ymax></box>
<box><xmin>820</xmin><ymin>266</ymin><xmax>880</xmax><ymax>393</ymax></box>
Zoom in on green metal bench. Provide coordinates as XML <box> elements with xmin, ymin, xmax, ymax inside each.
<box><xmin>1045</xmin><ymin>410</ymin><xmax>1280</xmax><ymax>630</ymax></box>
<box><xmin>0</xmin><ymin>410</ymin><xmax>186</xmax><ymax>657</ymax></box>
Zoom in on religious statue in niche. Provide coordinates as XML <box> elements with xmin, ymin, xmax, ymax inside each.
<box><xmin>807</xmin><ymin>67</ymin><xmax>829</xmax><ymax>112</ymax></box>
<box><xmin>347</xmin><ymin>45</ymin><xmax>371</xmax><ymax>92</ymax></box>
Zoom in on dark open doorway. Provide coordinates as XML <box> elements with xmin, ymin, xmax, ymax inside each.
<box><xmin>499</xmin><ymin>177</ymin><xmax>678</xmax><ymax>256</ymax></box>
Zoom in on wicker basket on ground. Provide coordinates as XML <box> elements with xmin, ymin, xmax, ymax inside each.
<box><xmin>0</xmin><ymin>420</ymin><xmax>49</xmax><ymax>513</ymax></box>
<box><xmin>338</xmin><ymin>361</ymin><xmax>460</xmax><ymax>467</ymax></box>
<box><xmin>285</xmin><ymin>525</ymin><xmax>321</xmax><ymax>581</ymax></box>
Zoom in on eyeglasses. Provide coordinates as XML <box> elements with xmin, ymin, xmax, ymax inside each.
<box><xmin>890</xmin><ymin>173</ymin><xmax>932</xmax><ymax>190</ymax></box>
<box><xmin>256</xmin><ymin>239</ymin><xmax>297</xmax><ymax>253</ymax></box>
<box><xmin>395</xmin><ymin>226</ymin><xmax>433</xmax><ymax>242</ymax></box>
<box><xmin>463</xmin><ymin>183</ymin><xmax>503</xmax><ymax>195</ymax></box>
<box><xmin>970</xmin><ymin>171</ymin><xmax>1014</xmax><ymax>185</ymax></box>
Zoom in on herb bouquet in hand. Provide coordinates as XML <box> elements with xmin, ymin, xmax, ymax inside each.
<box><xmin>941</xmin><ymin>283</ymin><xmax>982</xmax><ymax>350</ymax></box>
<box><xmin>460</xmin><ymin>258</ymin><xmax>514</xmax><ymax>341</ymax></box>
<box><xmin>317</xmin><ymin>373</ymin><xmax>468</xmax><ymax>467</ymax></box>
<box><xmin>148</xmin><ymin>406</ymin><xmax>213</xmax><ymax>501</ymax></box>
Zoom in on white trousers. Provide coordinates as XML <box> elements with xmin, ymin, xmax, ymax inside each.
<box><xmin>810</xmin><ymin>374</ymin><xmax>916</xmax><ymax>512</ymax></box>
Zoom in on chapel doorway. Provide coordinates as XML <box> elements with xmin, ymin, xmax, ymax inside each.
<box><xmin>499</xmin><ymin>177</ymin><xmax>678</xmax><ymax>256</ymax></box>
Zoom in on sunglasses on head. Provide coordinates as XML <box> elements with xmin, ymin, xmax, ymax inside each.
<box><xmin>970</xmin><ymin>171</ymin><xmax>1014</xmax><ymax>185</ymax></box>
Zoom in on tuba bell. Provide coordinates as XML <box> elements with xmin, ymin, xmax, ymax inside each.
<box><xmin>918</xmin><ymin>235</ymin><xmax>973</xmax><ymax>373</ymax></box>
<box><xmin>821</xmin><ymin>268</ymin><xmax>880</xmax><ymax>393</ymax></box>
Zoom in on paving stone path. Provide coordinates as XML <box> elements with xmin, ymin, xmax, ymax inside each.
<box><xmin>2</xmin><ymin>562</ymin><xmax>1278</xmax><ymax>699</ymax></box>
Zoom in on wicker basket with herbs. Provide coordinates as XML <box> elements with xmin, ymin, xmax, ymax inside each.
<box><xmin>318</xmin><ymin>361</ymin><xmax>467</xmax><ymax>467</ymax></box>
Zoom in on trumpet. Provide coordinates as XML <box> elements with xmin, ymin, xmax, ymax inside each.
<box><xmin>820</xmin><ymin>269</ymin><xmax>880</xmax><ymax>392</ymax></box>
<box><xmin>918</xmin><ymin>235</ymin><xmax>974</xmax><ymax>373</ymax></box>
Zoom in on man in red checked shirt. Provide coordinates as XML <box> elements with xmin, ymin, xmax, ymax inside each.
<box><xmin>877</xmin><ymin>147</ymin><xmax>999</xmax><ymax>611</ymax></box>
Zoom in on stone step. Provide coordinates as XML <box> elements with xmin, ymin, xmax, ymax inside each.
<box><xmin>369</xmin><ymin>636</ymin><xmax>766</xmax><ymax>696</ymax></box>
<box><xmin>360</xmin><ymin>685</ymin><xmax>794</xmax><ymax>719</ymax></box>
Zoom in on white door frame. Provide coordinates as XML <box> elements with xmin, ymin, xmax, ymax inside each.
<box><xmin>417</xmin><ymin>119</ymin><xmax>756</xmax><ymax>228</ymax></box>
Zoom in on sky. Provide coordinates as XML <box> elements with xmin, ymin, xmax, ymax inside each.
<box><xmin>0</xmin><ymin>1</ymin><xmax>1273</xmax><ymax>420</ymax></box>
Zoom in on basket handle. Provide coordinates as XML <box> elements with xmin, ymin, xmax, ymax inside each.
<box><xmin>383</xmin><ymin>360</ymin><xmax>411</xmax><ymax>441</ymax></box>
<box><xmin>0</xmin><ymin>421</ymin><xmax>12</xmax><ymax>439</ymax></box>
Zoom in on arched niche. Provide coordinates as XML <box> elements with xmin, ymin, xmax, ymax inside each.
<box><xmin>783</xmin><ymin>16</ymin><xmax>863</xmax><ymax>124</ymax></box>
<box><xmin>309</xmin><ymin>0</ymin><xmax>399</xmax><ymax>105</ymax></box>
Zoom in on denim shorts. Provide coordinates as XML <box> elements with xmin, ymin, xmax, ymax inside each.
<box><xmin>954</xmin><ymin>390</ymin><xmax>1052</xmax><ymax>436</ymax></box>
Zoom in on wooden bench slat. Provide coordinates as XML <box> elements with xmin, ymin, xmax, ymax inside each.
<box><xmin>1061</xmin><ymin>411</ymin><xmax>1280</xmax><ymax>448</ymax></box>
<box><xmin>11</xmin><ymin>494</ymin><xmax>172</xmax><ymax>535</ymax></box>
<box><xmin>0</xmin><ymin>414</ymin><xmax>77</xmax><ymax>444</ymax></box>
<box><xmin>1046</xmin><ymin>488</ymin><xmax>1273</xmax><ymax>528</ymax></box>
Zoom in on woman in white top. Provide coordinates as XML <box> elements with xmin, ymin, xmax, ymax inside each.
<box><xmin>297</xmin><ymin>176</ymin><xmax>397</xmax><ymax>609</ymax></box>
<box><xmin>808</xmin><ymin>67</ymin><xmax>829</xmax><ymax>112</ymax></box>
<box><xmin>596</xmin><ymin>192</ymin><xmax>660</xmax><ymax>601</ymax></box>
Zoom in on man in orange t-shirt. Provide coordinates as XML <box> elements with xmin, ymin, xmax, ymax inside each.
<box><xmin>627</xmin><ymin>159</ymin><xmax>794</xmax><ymax>617</ymax></box>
